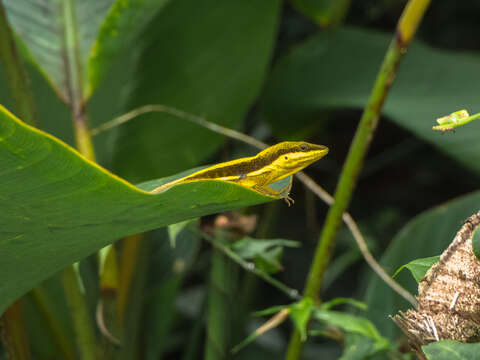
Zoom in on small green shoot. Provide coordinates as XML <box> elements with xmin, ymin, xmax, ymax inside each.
<box><xmin>393</xmin><ymin>256</ymin><xmax>440</xmax><ymax>283</ymax></box>
<box><xmin>230</xmin><ymin>237</ymin><xmax>300</xmax><ymax>274</ymax></box>
<box><xmin>432</xmin><ymin>109</ymin><xmax>480</xmax><ymax>132</ymax></box>
<box><xmin>471</xmin><ymin>226</ymin><xmax>480</xmax><ymax>261</ymax></box>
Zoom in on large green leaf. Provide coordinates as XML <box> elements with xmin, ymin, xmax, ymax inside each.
<box><xmin>260</xmin><ymin>26</ymin><xmax>480</xmax><ymax>173</ymax></box>
<box><xmin>364</xmin><ymin>191</ymin><xmax>480</xmax><ymax>340</ymax></box>
<box><xmin>112</xmin><ymin>0</ymin><xmax>281</xmax><ymax>182</ymax></box>
<box><xmin>423</xmin><ymin>340</ymin><xmax>480</xmax><ymax>360</ymax></box>
<box><xmin>88</xmin><ymin>0</ymin><xmax>171</xmax><ymax>96</ymax></box>
<box><xmin>0</xmin><ymin>105</ymin><xmax>281</xmax><ymax>315</ymax></box>
<box><xmin>3</xmin><ymin>0</ymin><xmax>114</xmax><ymax>101</ymax></box>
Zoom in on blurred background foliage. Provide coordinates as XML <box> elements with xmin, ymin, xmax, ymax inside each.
<box><xmin>1</xmin><ymin>0</ymin><xmax>480</xmax><ymax>359</ymax></box>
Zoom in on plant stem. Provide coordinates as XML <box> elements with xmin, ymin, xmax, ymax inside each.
<box><xmin>60</xmin><ymin>1</ymin><xmax>98</xmax><ymax>358</ymax></box>
<box><xmin>62</xmin><ymin>267</ymin><xmax>96</xmax><ymax>360</ymax></box>
<box><xmin>30</xmin><ymin>287</ymin><xmax>76</xmax><ymax>360</ymax></box>
<box><xmin>201</xmin><ymin>230</ymin><xmax>301</xmax><ymax>300</ymax></box>
<box><xmin>204</xmin><ymin>231</ymin><xmax>237</xmax><ymax>360</ymax></box>
<box><xmin>296</xmin><ymin>173</ymin><xmax>417</xmax><ymax>308</ymax></box>
<box><xmin>118</xmin><ymin>235</ymin><xmax>152</xmax><ymax>360</ymax></box>
<box><xmin>63</xmin><ymin>0</ymin><xmax>95</xmax><ymax>160</ymax></box>
<box><xmin>0</xmin><ymin>0</ymin><xmax>36</xmax><ymax>126</ymax></box>
<box><xmin>432</xmin><ymin>110</ymin><xmax>480</xmax><ymax>132</ymax></box>
<box><xmin>0</xmin><ymin>300</ymin><xmax>31</xmax><ymax>360</ymax></box>
<box><xmin>285</xmin><ymin>1</ymin><xmax>431</xmax><ymax>358</ymax></box>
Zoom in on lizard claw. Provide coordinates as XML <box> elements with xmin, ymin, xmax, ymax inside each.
<box><xmin>284</xmin><ymin>195</ymin><xmax>294</xmax><ymax>207</ymax></box>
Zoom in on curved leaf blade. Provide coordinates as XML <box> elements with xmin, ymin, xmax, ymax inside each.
<box><xmin>392</xmin><ymin>255</ymin><xmax>440</xmax><ymax>283</ymax></box>
<box><xmin>0</xmin><ymin>105</ymin><xmax>278</xmax><ymax>315</ymax></box>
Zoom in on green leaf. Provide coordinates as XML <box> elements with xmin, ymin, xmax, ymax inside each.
<box><xmin>3</xmin><ymin>0</ymin><xmax>114</xmax><ymax>101</ymax></box>
<box><xmin>112</xmin><ymin>0</ymin><xmax>282</xmax><ymax>181</ymax></box>
<box><xmin>365</xmin><ymin>191</ymin><xmax>480</xmax><ymax>340</ymax></box>
<box><xmin>261</xmin><ymin>26</ymin><xmax>480</xmax><ymax>174</ymax></box>
<box><xmin>313</xmin><ymin>309</ymin><xmax>384</xmax><ymax>341</ymax></box>
<box><xmin>393</xmin><ymin>256</ymin><xmax>440</xmax><ymax>283</ymax></box>
<box><xmin>167</xmin><ymin>220</ymin><xmax>193</xmax><ymax>248</ymax></box>
<box><xmin>339</xmin><ymin>333</ymin><xmax>377</xmax><ymax>360</ymax></box>
<box><xmin>231</xmin><ymin>237</ymin><xmax>301</xmax><ymax>274</ymax></box>
<box><xmin>232</xmin><ymin>238</ymin><xmax>301</xmax><ymax>258</ymax></box>
<box><xmin>471</xmin><ymin>226</ymin><xmax>480</xmax><ymax>260</ymax></box>
<box><xmin>423</xmin><ymin>340</ymin><xmax>480</xmax><ymax>360</ymax></box>
<box><xmin>88</xmin><ymin>0</ymin><xmax>171</xmax><ymax>96</ymax></box>
<box><xmin>320</xmin><ymin>297</ymin><xmax>367</xmax><ymax>311</ymax></box>
<box><xmin>252</xmin><ymin>305</ymin><xmax>288</xmax><ymax>317</ymax></box>
<box><xmin>251</xmin><ymin>298</ymin><xmax>315</xmax><ymax>342</ymax></box>
<box><xmin>290</xmin><ymin>297</ymin><xmax>314</xmax><ymax>341</ymax></box>
<box><xmin>0</xmin><ymin>105</ymin><xmax>278</xmax><ymax>315</ymax></box>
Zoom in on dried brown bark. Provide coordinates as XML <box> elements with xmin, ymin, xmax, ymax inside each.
<box><xmin>392</xmin><ymin>211</ymin><xmax>480</xmax><ymax>359</ymax></box>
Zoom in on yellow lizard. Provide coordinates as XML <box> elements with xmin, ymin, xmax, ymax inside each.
<box><xmin>150</xmin><ymin>141</ymin><xmax>329</xmax><ymax>205</ymax></box>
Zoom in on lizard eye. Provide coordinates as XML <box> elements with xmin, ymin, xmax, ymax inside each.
<box><xmin>284</xmin><ymin>156</ymin><xmax>288</xmax><ymax>160</ymax></box>
<box><xmin>300</xmin><ymin>144</ymin><xmax>309</xmax><ymax>151</ymax></box>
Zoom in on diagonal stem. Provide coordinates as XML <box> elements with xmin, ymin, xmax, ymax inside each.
<box><xmin>286</xmin><ymin>1</ymin><xmax>431</xmax><ymax>358</ymax></box>
<box><xmin>60</xmin><ymin>1</ymin><xmax>97</xmax><ymax>359</ymax></box>
<box><xmin>62</xmin><ymin>0</ymin><xmax>95</xmax><ymax>160</ymax></box>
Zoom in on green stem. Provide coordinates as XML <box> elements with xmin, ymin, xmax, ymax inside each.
<box><xmin>0</xmin><ymin>300</ymin><xmax>31</xmax><ymax>360</ymax></box>
<box><xmin>204</xmin><ymin>231</ymin><xmax>237</xmax><ymax>360</ymax></box>
<box><xmin>285</xmin><ymin>1</ymin><xmax>431</xmax><ymax>359</ymax></box>
<box><xmin>59</xmin><ymin>0</ymin><xmax>98</xmax><ymax>358</ymax></box>
<box><xmin>432</xmin><ymin>110</ymin><xmax>480</xmax><ymax>131</ymax></box>
<box><xmin>30</xmin><ymin>287</ymin><xmax>76</xmax><ymax>360</ymax></box>
<box><xmin>199</xmin><ymin>229</ymin><xmax>301</xmax><ymax>300</ymax></box>
<box><xmin>0</xmin><ymin>0</ymin><xmax>36</xmax><ymax>126</ymax></box>
<box><xmin>63</xmin><ymin>0</ymin><xmax>95</xmax><ymax>160</ymax></box>
<box><xmin>62</xmin><ymin>267</ymin><xmax>96</xmax><ymax>360</ymax></box>
<box><xmin>118</xmin><ymin>235</ymin><xmax>152</xmax><ymax>360</ymax></box>
<box><xmin>181</xmin><ymin>299</ymin><xmax>206</xmax><ymax>360</ymax></box>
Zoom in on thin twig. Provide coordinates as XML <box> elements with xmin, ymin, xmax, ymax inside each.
<box><xmin>197</xmin><ymin>228</ymin><xmax>301</xmax><ymax>301</ymax></box>
<box><xmin>91</xmin><ymin>105</ymin><xmax>266</xmax><ymax>150</ymax></box>
<box><xmin>296</xmin><ymin>172</ymin><xmax>418</xmax><ymax>308</ymax></box>
<box><xmin>95</xmin><ymin>301</ymin><xmax>121</xmax><ymax>346</ymax></box>
<box><xmin>91</xmin><ymin>104</ymin><xmax>417</xmax><ymax>307</ymax></box>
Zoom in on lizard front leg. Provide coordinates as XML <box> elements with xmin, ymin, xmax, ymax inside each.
<box><xmin>253</xmin><ymin>176</ymin><xmax>294</xmax><ymax>206</ymax></box>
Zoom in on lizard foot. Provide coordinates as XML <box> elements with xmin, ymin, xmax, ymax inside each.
<box><xmin>283</xmin><ymin>195</ymin><xmax>295</xmax><ymax>207</ymax></box>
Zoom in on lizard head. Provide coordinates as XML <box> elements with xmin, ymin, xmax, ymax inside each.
<box><xmin>261</xmin><ymin>141</ymin><xmax>329</xmax><ymax>180</ymax></box>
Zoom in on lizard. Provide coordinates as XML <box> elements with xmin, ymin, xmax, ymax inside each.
<box><xmin>150</xmin><ymin>141</ymin><xmax>329</xmax><ymax>205</ymax></box>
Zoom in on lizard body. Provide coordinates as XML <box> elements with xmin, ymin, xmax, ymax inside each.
<box><xmin>150</xmin><ymin>141</ymin><xmax>329</xmax><ymax>204</ymax></box>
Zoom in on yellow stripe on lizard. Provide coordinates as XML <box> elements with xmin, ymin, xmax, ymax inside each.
<box><xmin>150</xmin><ymin>141</ymin><xmax>329</xmax><ymax>205</ymax></box>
